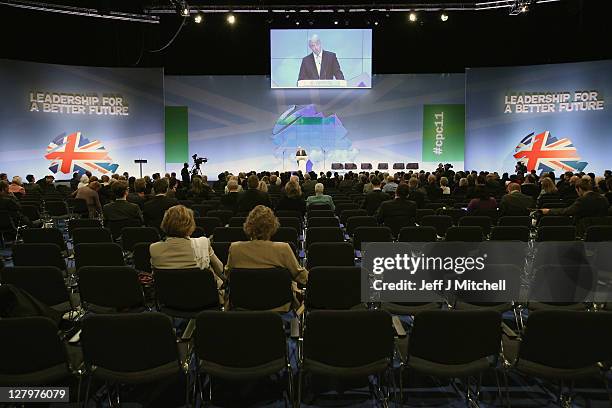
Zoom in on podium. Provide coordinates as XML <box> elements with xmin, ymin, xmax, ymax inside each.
<box><xmin>297</xmin><ymin>79</ymin><xmax>347</xmax><ymax>88</ymax></box>
<box><xmin>296</xmin><ymin>155</ymin><xmax>308</xmax><ymax>174</ymax></box>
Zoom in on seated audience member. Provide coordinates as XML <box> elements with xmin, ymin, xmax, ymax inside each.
<box><xmin>143</xmin><ymin>178</ymin><xmax>180</xmax><ymax>230</ymax></box>
<box><xmin>302</xmin><ymin>173</ymin><xmax>317</xmax><ymax>196</ymax></box>
<box><xmin>375</xmin><ymin>183</ymin><xmax>417</xmax><ymax>223</ymax></box>
<box><xmin>537</xmin><ymin>176</ymin><xmax>560</xmax><ymax>208</ymax></box>
<box><xmin>499</xmin><ymin>182</ymin><xmax>534</xmax><ymax>216</ymax></box>
<box><xmin>382</xmin><ymin>175</ymin><xmax>398</xmax><ymax>194</ymax></box>
<box><xmin>306</xmin><ymin>183</ymin><xmax>335</xmax><ymax>211</ymax></box>
<box><xmin>560</xmin><ymin>175</ymin><xmax>580</xmax><ymax>201</ymax></box>
<box><xmin>521</xmin><ymin>174</ymin><xmax>540</xmax><ymax>198</ymax></box>
<box><xmin>257</xmin><ymin>180</ymin><xmax>268</xmax><ymax>193</ymax></box>
<box><xmin>467</xmin><ymin>186</ymin><xmax>497</xmax><ymax>214</ymax></box>
<box><xmin>70</xmin><ymin>172</ymin><xmax>80</xmax><ymax>191</ymax></box>
<box><xmin>541</xmin><ymin>177</ymin><xmax>610</xmax><ymax>223</ymax></box>
<box><xmin>40</xmin><ymin>175</ymin><xmax>56</xmax><ymax>194</ymax></box>
<box><xmin>237</xmin><ymin>175</ymin><xmax>272</xmax><ymax>214</ymax></box>
<box><xmin>75</xmin><ymin>180</ymin><xmax>102</xmax><ymax>218</ymax></box>
<box><xmin>127</xmin><ymin>178</ymin><xmax>148</xmax><ymax>210</ymax></box>
<box><xmin>268</xmin><ymin>175</ymin><xmax>281</xmax><ymax>194</ymax></box>
<box><xmin>362</xmin><ymin>177</ymin><xmax>391</xmax><ymax>216</ymax></box>
<box><xmin>220</xmin><ymin>179</ymin><xmax>240</xmax><ymax>213</ymax></box>
<box><xmin>407</xmin><ymin>177</ymin><xmax>426</xmax><ymax>209</ymax></box>
<box><xmin>150</xmin><ymin>205</ymin><xmax>224</xmax><ymax>299</ymax></box>
<box><xmin>0</xmin><ymin>180</ymin><xmax>22</xmax><ymax>222</ymax></box>
<box><xmin>440</xmin><ymin>177</ymin><xmax>451</xmax><ymax>195</ymax></box>
<box><xmin>338</xmin><ymin>173</ymin><xmax>355</xmax><ymax>192</ymax></box>
<box><xmin>224</xmin><ymin>175</ymin><xmax>243</xmax><ymax>194</ymax></box>
<box><xmin>225</xmin><ymin>205</ymin><xmax>307</xmax><ymax>311</ymax></box>
<box><xmin>77</xmin><ymin>175</ymin><xmax>89</xmax><ymax>190</ymax></box>
<box><xmin>8</xmin><ymin>176</ymin><xmax>25</xmax><ymax>196</ymax></box>
<box><xmin>187</xmin><ymin>176</ymin><xmax>210</xmax><ymax>202</ymax></box>
<box><xmin>276</xmin><ymin>181</ymin><xmax>306</xmax><ymax>215</ymax></box>
<box><xmin>103</xmin><ymin>181</ymin><xmax>143</xmax><ymax>223</ymax></box>
<box><xmin>424</xmin><ymin>174</ymin><xmax>442</xmax><ymax>202</ymax></box>
<box><xmin>24</xmin><ymin>175</ymin><xmax>42</xmax><ymax>195</ymax></box>
<box><xmin>606</xmin><ymin>177</ymin><xmax>612</xmax><ymax>206</ymax></box>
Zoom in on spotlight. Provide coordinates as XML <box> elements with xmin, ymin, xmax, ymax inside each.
<box><xmin>177</xmin><ymin>1</ymin><xmax>189</xmax><ymax>17</ymax></box>
<box><xmin>295</xmin><ymin>20</ymin><xmax>300</xmax><ymax>25</ymax></box>
<box><xmin>333</xmin><ymin>19</ymin><xmax>338</xmax><ymax>25</ymax></box>
<box><xmin>374</xmin><ymin>20</ymin><xmax>379</xmax><ymax>26</ymax></box>
<box><xmin>408</xmin><ymin>12</ymin><xmax>417</xmax><ymax>22</ymax></box>
<box><xmin>227</xmin><ymin>14</ymin><xmax>236</xmax><ymax>24</ymax></box>
<box><xmin>194</xmin><ymin>13</ymin><xmax>203</xmax><ymax>23</ymax></box>
<box><xmin>440</xmin><ymin>13</ymin><xmax>448</xmax><ymax>22</ymax></box>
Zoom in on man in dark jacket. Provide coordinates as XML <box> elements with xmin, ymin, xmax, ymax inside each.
<box><xmin>361</xmin><ymin>177</ymin><xmax>391</xmax><ymax>216</ymax></box>
<box><xmin>499</xmin><ymin>183</ymin><xmax>534</xmax><ymax>216</ymax></box>
<box><xmin>236</xmin><ymin>175</ymin><xmax>272</xmax><ymax>214</ymax></box>
<box><xmin>103</xmin><ymin>181</ymin><xmax>143</xmax><ymax>223</ymax></box>
<box><xmin>375</xmin><ymin>183</ymin><xmax>417</xmax><ymax>223</ymax></box>
<box><xmin>143</xmin><ymin>178</ymin><xmax>179</xmax><ymax>230</ymax></box>
<box><xmin>407</xmin><ymin>177</ymin><xmax>426</xmax><ymax>209</ymax></box>
<box><xmin>541</xmin><ymin>178</ymin><xmax>609</xmax><ymax>224</ymax></box>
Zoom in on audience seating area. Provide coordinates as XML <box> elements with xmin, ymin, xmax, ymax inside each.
<box><xmin>1</xmin><ymin>176</ymin><xmax>612</xmax><ymax>407</ymax></box>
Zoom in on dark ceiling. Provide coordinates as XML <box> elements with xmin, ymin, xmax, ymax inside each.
<box><xmin>0</xmin><ymin>0</ymin><xmax>608</xmax><ymax>75</ymax></box>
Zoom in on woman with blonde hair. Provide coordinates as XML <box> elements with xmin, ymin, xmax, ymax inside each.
<box><xmin>537</xmin><ymin>176</ymin><xmax>560</xmax><ymax>208</ymax></box>
<box><xmin>257</xmin><ymin>180</ymin><xmax>268</xmax><ymax>193</ymax></box>
<box><xmin>225</xmin><ymin>205</ymin><xmax>307</xmax><ymax>311</ymax></box>
<box><xmin>150</xmin><ymin>205</ymin><xmax>225</xmax><ymax>297</ymax></box>
<box><xmin>8</xmin><ymin>176</ymin><xmax>25</xmax><ymax>195</ymax></box>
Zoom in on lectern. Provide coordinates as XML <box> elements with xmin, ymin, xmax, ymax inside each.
<box><xmin>134</xmin><ymin>159</ymin><xmax>147</xmax><ymax>178</ymax></box>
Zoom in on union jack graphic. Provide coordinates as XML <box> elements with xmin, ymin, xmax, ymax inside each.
<box><xmin>513</xmin><ymin>131</ymin><xmax>588</xmax><ymax>173</ymax></box>
<box><xmin>44</xmin><ymin>132</ymin><xmax>119</xmax><ymax>175</ymax></box>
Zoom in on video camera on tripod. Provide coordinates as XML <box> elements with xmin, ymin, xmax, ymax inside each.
<box><xmin>191</xmin><ymin>154</ymin><xmax>208</xmax><ymax>176</ymax></box>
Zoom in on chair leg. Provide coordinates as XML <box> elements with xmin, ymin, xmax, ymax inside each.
<box><xmin>602</xmin><ymin>370</ymin><xmax>612</xmax><ymax>405</ymax></box>
<box><xmin>83</xmin><ymin>375</ymin><xmax>92</xmax><ymax>408</ymax></box>
<box><xmin>296</xmin><ymin>368</ymin><xmax>302</xmax><ymax>408</ymax></box>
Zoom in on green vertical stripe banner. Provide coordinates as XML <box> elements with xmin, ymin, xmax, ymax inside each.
<box><xmin>422</xmin><ymin>104</ymin><xmax>465</xmax><ymax>162</ymax></box>
<box><xmin>165</xmin><ymin>106</ymin><xmax>189</xmax><ymax>163</ymax></box>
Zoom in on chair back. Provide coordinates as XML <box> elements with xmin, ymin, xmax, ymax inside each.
<box><xmin>154</xmin><ymin>268</ymin><xmax>219</xmax><ymax>315</ymax></box>
<box><xmin>229</xmin><ymin>268</ymin><xmax>293</xmax><ymax>310</ymax></box>
<box><xmin>78</xmin><ymin>266</ymin><xmax>143</xmax><ymax>311</ymax></box>
<box><xmin>74</xmin><ymin>242</ymin><xmax>125</xmax><ymax>272</ymax></box>
<box><xmin>306</xmin><ymin>267</ymin><xmax>362</xmax><ymax>310</ymax></box>
<box><xmin>1</xmin><ymin>266</ymin><xmax>69</xmax><ymax>307</ymax></box>
<box><xmin>73</xmin><ymin>227</ymin><xmax>113</xmax><ymax>245</ymax></box>
<box><xmin>12</xmin><ymin>243</ymin><xmax>66</xmax><ymax>271</ymax></box>
<box><xmin>306</xmin><ymin>242</ymin><xmax>355</xmax><ymax>269</ymax></box>
<box><xmin>121</xmin><ymin>227</ymin><xmax>160</xmax><ymax>252</ymax></box>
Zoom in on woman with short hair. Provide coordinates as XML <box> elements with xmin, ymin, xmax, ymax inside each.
<box><xmin>8</xmin><ymin>176</ymin><xmax>25</xmax><ymax>196</ymax></box>
<box><xmin>150</xmin><ymin>205</ymin><xmax>225</xmax><ymax>297</ymax></box>
<box><xmin>275</xmin><ymin>181</ymin><xmax>306</xmax><ymax>215</ymax></box>
<box><xmin>537</xmin><ymin>176</ymin><xmax>560</xmax><ymax>208</ymax></box>
<box><xmin>225</xmin><ymin>205</ymin><xmax>307</xmax><ymax>311</ymax></box>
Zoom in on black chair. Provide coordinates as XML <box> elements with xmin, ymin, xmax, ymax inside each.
<box><xmin>133</xmin><ymin>242</ymin><xmax>152</xmax><ymax>272</ymax></box>
<box><xmin>121</xmin><ymin>227</ymin><xmax>160</xmax><ymax>252</ymax></box>
<box><xmin>74</xmin><ymin>242</ymin><xmax>125</xmax><ymax>272</ymax></box>
<box><xmin>438</xmin><ymin>208</ymin><xmax>468</xmax><ymax>225</ymax></box>
<box><xmin>194</xmin><ymin>311</ymin><xmax>292</xmax><ymax>405</ymax></box>
<box><xmin>211</xmin><ymin>241</ymin><xmax>231</xmax><ymax>265</ymax></box>
<box><xmin>212</xmin><ymin>226</ymin><xmax>248</xmax><ymax>242</ymax></box>
<box><xmin>424</xmin><ymin>202</ymin><xmax>445</xmax><ymax>211</ymax></box>
<box><xmin>20</xmin><ymin>205</ymin><xmax>41</xmax><ymax>223</ymax></box>
<box><xmin>353</xmin><ymin>226</ymin><xmax>392</xmax><ymax>249</ymax></box>
<box><xmin>383</xmin><ymin>215</ymin><xmax>415</xmax><ymax>238</ymax></box>
<box><xmin>105</xmin><ymin>218</ymin><xmax>143</xmax><ymax>241</ymax></box>
<box><xmin>154</xmin><ymin>268</ymin><xmax>220</xmax><ymax>317</ymax></box>
<box><xmin>190</xmin><ymin>226</ymin><xmax>205</xmax><ymax>238</ymax></box>
<box><xmin>334</xmin><ymin>202</ymin><xmax>358</xmax><ymax>216</ymax></box>
<box><xmin>44</xmin><ymin>201</ymin><xmax>69</xmax><ymax>221</ymax></box>
<box><xmin>398</xmin><ymin>226</ymin><xmax>437</xmax><ymax>242</ymax></box>
<box><xmin>528</xmin><ymin>264</ymin><xmax>594</xmax><ymax>308</ymax></box>
<box><xmin>1</xmin><ymin>266</ymin><xmax>75</xmax><ymax>313</ymax></box>
<box><xmin>470</xmin><ymin>208</ymin><xmax>499</xmax><ymax>224</ymax></box>
<box><xmin>539</xmin><ymin>215</ymin><xmax>572</xmax><ymax>227</ymax></box>
<box><xmin>490</xmin><ymin>226</ymin><xmax>530</xmax><ymax>241</ymax></box>
<box><xmin>536</xmin><ymin>226</ymin><xmax>576</xmax><ymax>241</ymax></box>
<box><xmin>298</xmin><ymin>310</ymin><xmax>395</xmax><ymax>405</ymax></box>
<box><xmin>68</xmin><ymin>218</ymin><xmax>102</xmax><ymax>237</ymax></box>
<box><xmin>22</xmin><ymin>227</ymin><xmax>67</xmax><ymax>252</ymax></box>
<box><xmin>445</xmin><ymin>226</ymin><xmax>484</xmax><ymax>242</ymax></box>
<box><xmin>80</xmin><ymin>313</ymin><xmax>185</xmax><ymax>405</ymax></box>
<box><xmin>415</xmin><ymin>209</ymin><xmax>436</xmax><ymax>223</ymax></box>
<box><xmin>419</xmin><ymin>215</ymin><xmax>453</xmax><ymax>237</ymax></box>
<box><xmin>305</xmin><ymin>266</ymin><xmax>362</xmax><ymax>310</ymax></box>
<box><xmin>401</xmin><ymin>310</ymin><xmax>502</xmax><ymax>406</ymax></box>
<box><xmin>345</xmin><ymin>215</ymin><xmax>377</xmax><ymax>236</ymax></box>
<box><xmin>533</xmin><ymin>242</ymin><xmax>588</xmax><ymax>269</ymax></box>
<box><xmin>271</xmin><ymin>226</ymin><xmax>299</xmax><ymax>251</ymax></box>
<box><xmin>228</xmin><ymin>216</ymin><xmax>247</xmax><ymax>227</ymax></box>
<box><xmin>509</xmin><ymin>310</ymin><xmax>612</xmax><ymax>405</ymax></box>
<box><xmin>66</xmin><ymin>197</ymin><xmax>88</xmax><ymax>218</ymax></box>
<box><xmin>307</xmin><ymin>209</ymin><xmax>334</xmax><ymax>218</ymax></box>
<box><xmin>78</xmin><ymin>266</ymin><xmax>144</xmax><ymax>313</ymax></box>
<box><xmin>498</xmin><ymin>216</ymin><xmax>531</xmax><ymax>227</ymax></box>
<box><xmin>228</xmin><ymin>267</ymin><xmax>293</xmax><ymax>310</ymax></box>
<box><xmin>584</xmin><ymin>225</ymin><xmax>612</xmax><ymax>242</ymax></box>
<box><xmin>459</xmin><ymin>216</ymin><xmax>493</xmax><ymax>236</ymax></box>
<box><xmin>12</xmin><ymin>243</ymin><xmax>66</xmax><ymax>272</ymax></box>
<box><xmin>278</xmin><ymin>216</ymin><xmax>302</xmax><ymax>233</ymax></box>
<box><xmin>206</xmin><ymin>209</ymin><xmax>233</xmax><ymax>225</ymax></box>
<box><xmin>275</xmin><ymin>210</ymin><xmax>302</xmax><ymax>219</ymax></box>
<box><xmin>72</xmin><ymin>227</ymin><xmax>113</xmax><ymax>245</ymax></box>
<box><xmin>308</xmin><ymin>217</ymin><xmax>339</xmax><ymax>228</ymax></box>
<box><xmin>339</xmin><ymin>209</ymin><xmax>367</xmax><ymax>225</ymax></box>
<box><xmin>0</xmin><ymin>317</ymin><xmax>81</xmax><ymax>386</ymax></box>
<box><xmin>306</xmin><ymin>242</ymin><xmax>355</xmax><ymax>269</ymax></box>
<box><xmin>305</xmin><ymin>226</ymin><xmax>344</xmax><ymax>249</ymax></box>
<box><xmin>195</xmin><ymin>217</ymin><xmax>223</xmax><ymax>237</ymax></box>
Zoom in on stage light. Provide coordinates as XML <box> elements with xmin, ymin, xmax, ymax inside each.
<box><xmin>374</xmin><ymin>20</ymin><xmax>379</xmax><ymax>26</ymax></box>
<box><xmin>194</xmin><ymin>13</ymin><xmax>203</xmax><ymax>23</ymax></box>
<box><xmin>408</xmin><ymin>12</ymin><xmax>417</xmax><ymax>22</ymax></box>
<box><xmin>295</xmin><ymin>20</ymin><xmax>300</xmax><ymax>25</ymax></box>
<box><xmin>227</xmin><ymin>13</ymin><xmax>236</xmax><ymax>24</ymax></box>
<box><xmin>333</xmin><ymin>19</ymin><xmax>338</xmax><ymax>25</ymax></box>
<box><xmin>440</xmin><ymin>13</ymin><xmax>448</xmax><ymax>22</ymax></box>
<box><xmin>177</xmin><ymin>1</ymin><xmax>189</xmax><ymax>17</ymax></box>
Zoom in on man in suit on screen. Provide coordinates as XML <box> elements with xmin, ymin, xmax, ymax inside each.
<box><xmin>298</xmin><ymin>35</ymin><xmax>345</xmax><ymax>82</ymax></box>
